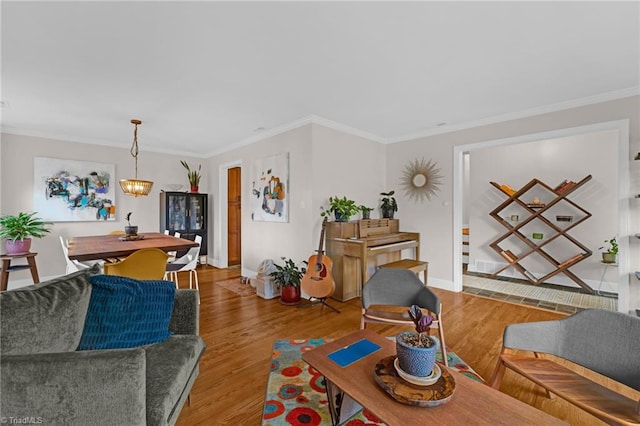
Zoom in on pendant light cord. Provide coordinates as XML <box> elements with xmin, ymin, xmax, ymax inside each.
<box><xmin>130</xmin><ymin>120</ymin><xmax>141</xmax><ymax>179</ymax></box>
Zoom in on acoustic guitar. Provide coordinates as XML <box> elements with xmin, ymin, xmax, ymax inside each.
<box><xmin>301</xmin><ymin>217</ymin><xmax>335</xmax><ymax>299</ymax></box>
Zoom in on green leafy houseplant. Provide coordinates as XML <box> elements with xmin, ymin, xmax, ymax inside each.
<box><xmin>380</xmin><ymin>190</ymin><xmax>398</xmax><ymax>219</ymax></box>
<box><xmin>359</xmin><ymin>205</ymin><xmax>374</xmax><ymax>219</ymax></box>
<box><xmin>599</xmin><ymin>237</ymin><xmax>618</xmax><ymax>263</ymax></box>
<box><xmin>0</xmin><ymin>212</ymin><xmax>52</xmax><ymax>242</ymax></box>
<box><xmin>180</xmin><ymin>160</ymin><xmax>202</xmax><ymax>187</ymax></box>
<box><xmin>320</xmin><ymin>196</ymin><xmax>359</xmax><ymax>222</ymax></box>
<box><xmin>269</xmin><ymin>257</ymin><xmax>307</xmax><ymax>288</ymax></box>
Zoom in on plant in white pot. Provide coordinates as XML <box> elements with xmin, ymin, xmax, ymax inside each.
<box><xmin>0</xmin><ymin>212</ymin><xmax>52</xmax><ymax>255</ymax></box>
<box><xmin>395</xmin><ymin>305</ymin><xmax>438</xmax><ymax>378</ymax></box>
<box><xmin>599</xmin><ymin>237</ymin><xmax>618</xmax><ymax>263</ymax></box>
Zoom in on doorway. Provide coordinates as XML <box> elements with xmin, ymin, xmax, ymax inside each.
<box><xmin>453</xmin><ymin>119</ymin><xmax>630</xmax><ymax>312</ymax></box>
<box><xmin>227</xmin><ymin>167</ymin><xmax>242</xmax><ymax>267</ymax></box>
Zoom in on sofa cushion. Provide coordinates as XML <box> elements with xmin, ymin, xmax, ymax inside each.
<box><xmin>0</xmin><ymin>267</ymin><xmax>97</xmax><ymax>355</ymax></box>
<box><xmin>145</xmin><ymin>335</ymin><xmax>206</xmax><ymax>425</ymax></box>
<box><xmin>77</xmin><ymin>275</ymin><xmax>175</xmax><ymax>350</ymax></box>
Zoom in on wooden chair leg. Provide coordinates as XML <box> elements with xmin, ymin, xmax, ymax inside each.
<box><xmin>435</xmin><ymin>314</ymin><xmax>448</xmax><ymax>367</ymax></box>
<box><xmin>360</xmin><ymin>309</ymin><xmax>367</xmax><ymax>330</ymax></box>
<box><xmin>489</xmin><ymin>357</ymin><xmax>507</xmax><ymax>389</ymax></box>
<box><xmin>533</xmin><ymin>352</ymin><xmax>555</xmax><ymax>399</ymax></box>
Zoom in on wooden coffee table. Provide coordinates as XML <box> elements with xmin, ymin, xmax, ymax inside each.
<box><xmin>302</xmin><ymin>329</ymin><xmax>566</xmax><ymax>425</ymax></box>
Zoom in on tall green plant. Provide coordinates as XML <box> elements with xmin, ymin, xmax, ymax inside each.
<box><xmin>180</xmin><ymin>161</ymin><xmax>202</xmax><ymax>186</ymax></box>
<box><xmin>0</xmin><ymin>212</ymin><xmax>52</xmax><ymax>242</ymax></box>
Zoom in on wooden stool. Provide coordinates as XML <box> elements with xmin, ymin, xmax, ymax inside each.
<box><xmin>380</xmin><ymin>259</ymin><xmax>428</xmax><ymax>285</ymax></box>
<box><xmin>1</xmin><ymin>252</ymin><xmax>40</xmax><ymax>291</ymax></box>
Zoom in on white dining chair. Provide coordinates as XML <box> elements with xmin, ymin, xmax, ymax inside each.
<box><xmin>60</xmin><ymin>236</ymin><xmax>103</xmax><ymax>274</ymax></box>
<box><xmin>165</xmin><ymin>235</ymin><xmax>201</xmax><ymax>291</ymax></box>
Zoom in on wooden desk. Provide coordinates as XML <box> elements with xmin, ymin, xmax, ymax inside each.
<box><xmin>67</xmin><ymin>232</ymin><xmax>198</xmax><ymax>262</ymax></box>
<box><xmin>302</xmin><ymin>330</ymin><xmax>566</xmax><ymax>425</ymax></box>
<box><xmin>1</xmin><ymin>252</ymin><xmax>40</xmax><ymax>291</ymax></box>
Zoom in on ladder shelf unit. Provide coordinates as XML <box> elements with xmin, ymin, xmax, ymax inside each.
<box><xmin>488</xmin><ymin>175</ymin><xmax>594</xmax><ymax>294</ymax></box>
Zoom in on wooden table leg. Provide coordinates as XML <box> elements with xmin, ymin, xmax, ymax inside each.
<box><xmin>1</xmin><ymin>258</ymin><xmax>10</xmax><ymax>291</ymax></box>
<box><xmin>27</xmin><ymin>254</ymin><xmax>40</xmax><ymax>284</ymax></box>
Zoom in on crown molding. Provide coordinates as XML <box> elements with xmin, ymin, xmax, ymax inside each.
<box><xmin>0</xmin><ymin>126</ymin><xmax>203</xmax><ymax>157</ymax></box>
<box><xmin>389</xmin><ymin>86</ymin><xmax>640</xmax><ymax>143</ymax></box>
<box><xmin>205</xmin><ymin>114</ymin><xmax>387</xmax><ymax>157</ymax></box>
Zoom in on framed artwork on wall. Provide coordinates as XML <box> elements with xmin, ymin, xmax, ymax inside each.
<box><xmin>249</xmin><ymin>152</ymin><xmax>289</xmax><ymax>222</ymax></box>
<box><xmin>33</xmin><ymin>156</ymin><xmax>117</xmax><ymax>222</ymax></box>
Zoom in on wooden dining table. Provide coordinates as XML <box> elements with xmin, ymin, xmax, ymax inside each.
<box><xmin>67</xmin><ymin>232</ymin><xmax>199</xmax><ymax>262</ymax></box>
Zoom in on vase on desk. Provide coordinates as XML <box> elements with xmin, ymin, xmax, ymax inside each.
<box><xmin>190</xmin><ymin>185</ymin><xmax>199</xmax><ymax>193</ymax></box>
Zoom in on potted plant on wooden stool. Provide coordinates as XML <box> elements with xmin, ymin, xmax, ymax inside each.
<box><xmin>0</xmin><ymin>212</ymin><xmax>52</xmax><ymax>255</ymax></box>
<box><xmin>270</xmin><ymin>257</ymin><xmax>306</xmax><ymax>305</ymax></box>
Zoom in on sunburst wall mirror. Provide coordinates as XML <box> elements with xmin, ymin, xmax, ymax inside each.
<box><xmin>400</xmin><ymin>158</ymin><xmax>443</xmax><ymax>202</ymax></box>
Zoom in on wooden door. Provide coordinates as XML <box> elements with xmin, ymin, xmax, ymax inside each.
<box><xmin>227</xmin><ymin>167</ymin><xmax>242</xmax><ymax>266</ymax></box>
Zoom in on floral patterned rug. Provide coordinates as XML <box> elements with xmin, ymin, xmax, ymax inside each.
<box><xmin>262</xmin><ymin>338</ymin><xmax>484</xmax><ymax>426</ymax></box>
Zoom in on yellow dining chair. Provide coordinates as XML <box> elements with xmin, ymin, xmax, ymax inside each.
<box><xmin>104</xmin><ymin>248</ymin><xmax>169</xmax><ymax>280</ymax></box>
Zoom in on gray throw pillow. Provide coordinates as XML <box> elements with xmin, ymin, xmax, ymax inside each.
<box><xmin>0</xmin><ymin>266</ymin><xmax>98</xmax><ymax>355</ymax></box>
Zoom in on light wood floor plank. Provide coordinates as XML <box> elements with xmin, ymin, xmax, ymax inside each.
<box><xmin>175</xmin><ymin>266</ymin><xmax>634</xmax><ymax>425</ymax></box>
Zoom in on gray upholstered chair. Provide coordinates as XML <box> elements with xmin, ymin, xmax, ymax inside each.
<box><xmin>360</xmin><ymin>268</ymin><xmax>447</xmax><ymax>366</ymax></box>
<box><xmin>490</xmin><ymin>309</ymin><xmax>640</xmax><ymax>424</ymax></box>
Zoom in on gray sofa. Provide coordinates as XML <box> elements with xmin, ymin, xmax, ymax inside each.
<box><xmin>0</xmin><ymin>267</ymin><xmax>206</xmax><ymax>425</ymax></box>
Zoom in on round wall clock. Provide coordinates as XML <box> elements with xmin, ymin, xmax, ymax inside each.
<box><xmin>400</xmin><ymin>158</ymin><xmax>443</xmax><ymax>202</ymax></box>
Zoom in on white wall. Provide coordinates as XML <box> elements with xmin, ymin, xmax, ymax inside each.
<box><xmin>468</xmin><ymin>130</ymin><xmax>619</xmax><ymax>291</ymax></box>
<box><xmin>0</xmin><ymin>133</ymin><xmax>204</xmax><ymax>288</ymax></box>
<box><xmin>206</xmin><ymin>122</ymin><xmax>386</xmax><ymax>277</ymax></box>
<box><xmin>387</xmin><ymin>95</ymin><xmax>639</xmax><ymax>314</ymax></box>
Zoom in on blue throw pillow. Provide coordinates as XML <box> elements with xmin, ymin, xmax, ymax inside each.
<box><xmin>77</xmin><ymin>275</ymin><xmax>176</xmax><ymax>350</ymax></box>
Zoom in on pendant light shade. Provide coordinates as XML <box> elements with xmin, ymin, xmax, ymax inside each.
<box><xmin>119</xmin><ymin>119</ymin><xmax>154</xmax><ymax>197</ymax></box>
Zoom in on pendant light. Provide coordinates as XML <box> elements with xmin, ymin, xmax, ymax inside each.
<box><xmin>119</xmin><ymin>119</ymin><xmax>153</xmax><ymax>197</ymax></box>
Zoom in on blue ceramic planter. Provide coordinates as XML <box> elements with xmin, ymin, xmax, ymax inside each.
<box><xmin>396</xmin><ymin>331</ymin><xmax>439</xmax><ymax>377</ymax></box>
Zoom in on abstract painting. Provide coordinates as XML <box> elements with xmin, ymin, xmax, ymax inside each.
<box><xmin>250</xmin><ymin>152</ymin><xmax>289</xmax><ymax>222</ymax></box>
<box><xmin>34</xmin><ymin>157</ymin><xmax>116</xmax><ymax>222</ymax></box>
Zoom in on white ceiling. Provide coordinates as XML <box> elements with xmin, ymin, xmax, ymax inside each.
<box><xmin>2</xmin><ymin>1</ymin><xmax>639</xmax><ymax>157</ymax></box>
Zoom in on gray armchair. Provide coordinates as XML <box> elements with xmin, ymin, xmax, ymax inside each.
<box><xmin>360</xmin><ymin>268</ymin><xmax>447</xmax><ymax>366</ymax></box>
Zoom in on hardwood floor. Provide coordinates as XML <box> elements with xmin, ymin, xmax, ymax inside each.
<box><xmin>175</xmin><ymin>265</ymin><xmax>635</xmax><ymax>425</ymax></box>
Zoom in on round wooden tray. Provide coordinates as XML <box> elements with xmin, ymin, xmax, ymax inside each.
<box><xmin>373</xmin><ymin>356</ymin><xmax>455</xmax><ymax>407</ymax></box>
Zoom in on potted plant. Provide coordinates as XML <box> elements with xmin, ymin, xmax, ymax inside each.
<box><xmin>395</xmin><ymin>305</ymin><xmax>438</xmax><ymax>378</ymax></box>
<box><xmin>359</xmin><ymin>205</ymin><xmax>374</xmax><ymax>220</ymax></box>
<box><xmin>599</xmin><ymin>237</ymin><xmax>618</xmax><ymax>263</ymax></box>
<box><xmin>320</xmin><ymin>196</ymin><xmax>359</xmax><ymax>222</ymax></box>
<box><xmin>180</xmin><ymin>160</ymin><xmax>202</xmax><ymax>193</ymax></box>
<box><xmin>269</xmin><ymin>257</ymin><xmax>307</xmax><ymax>305</ymax></box>
<box><xmin>125</xmin><ymin>212</ymin><xmax>138</xmax><ymax>236</ymax></box>
<box><xmin>380</xmin><ymin>191</ymin><xmax>398</xmax><ymax>219</ymax></box>
<box><xmin>0</xmin><ymin>212</ymin><xmax>52</xmax><ymax>255</ymax></box>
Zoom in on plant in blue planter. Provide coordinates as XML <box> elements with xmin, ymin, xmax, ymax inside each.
<box><xmin>395</xmin><ymin>305</ymin><xmax>438</xmax><ymax>377</ymax></box>
<box><xmin>320</xmin><ymin>196</ymin><xmax>359</xmax><ymax>222</ymax></box>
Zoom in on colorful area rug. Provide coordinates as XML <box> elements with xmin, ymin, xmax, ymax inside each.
<box><xmin>262</xmin><ymin>338</ymin><xmax>484</xmax><ymax>426</ymax></box>
<box><xmin>216</xmin><ymin>277</ymin><xmax>256</xmax><ymax>296</ymax></box>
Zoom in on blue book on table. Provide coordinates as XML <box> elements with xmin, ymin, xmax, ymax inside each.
<box><xmin>327</xmin><ymin>338</ymin><xmax>381</xmax><ymax>367</ymax></box>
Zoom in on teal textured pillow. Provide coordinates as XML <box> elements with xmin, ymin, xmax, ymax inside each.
<box><xmin>77</xmin><ymin>275</ymin><xmax>175</xmax><ymax>350</ymax></box>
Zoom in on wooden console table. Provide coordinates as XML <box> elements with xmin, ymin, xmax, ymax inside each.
<box><xmin>1</xmin><ymin>252</ymin><xmax>40</xmax><ymax>291</ymax></box>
